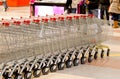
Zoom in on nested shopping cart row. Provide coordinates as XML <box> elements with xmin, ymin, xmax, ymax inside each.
<box><xmin>0</xmin><ymin>14</ymin><xmax>112</xmax><ymax>79</ymax></box>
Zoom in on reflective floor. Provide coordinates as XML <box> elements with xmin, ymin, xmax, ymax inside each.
<box><xmin>0</xmin><ymin>6</ymin><xmax>120</xmax><ymax>79</ymax></box>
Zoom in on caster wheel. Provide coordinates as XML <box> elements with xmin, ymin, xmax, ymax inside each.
<box><xmin>101</xmin><ymin>50</ymin><xmax>104</xmax><ymax>58</ymax></box>
<box><xmin>58</xmin><ymin>62</ymin><xmax>65</xmax><ymax>70</ymax></box>
<box><xmin>107</xmin><ymin>49</ymin><xmax>110</xmax><ymax>56</ymax></box>
<box><xmin>94</xmin><ymin>52</ymin><xmax>98</xmax><ymax>60</ymax></box>
<box><xmin>42</xmin><ymin>66</ymin><xmax>50</xmax><ymax>75</ymax></box>
<box><xmin>66</xmin><ymin>60</ymin><xmax>73</xmax><ymax>68</ymax></box>
<box><xmin>3</xmin><ymin>72</ymin><xmax>10</xmax><ymax>79</ymax></box>
<box><xmin>81</xmin><ymin>57</ymin><xmax>86</xmax><ymax>64</ymax></box>
<box><xmin>73</xmin><ymin>58</ymin><xmax>79</xmax><ymax>66</ymax></box>
<box><xmin>14</xmin><ymin>74</ymin><xmax>23</xmax><ymax>79</ymax></box>
<box><xmin>50</xmin><ymin>64</ymin><xmax>57</xmax><ymax>72</ymax></box>
<box><xmin>88</xmin><ymin>56</ymin><xmax>93</xmax><ymax>63</ymax></box>
<box><xmin>33</xmin><ymin>69</ymin><xmax>41</xmax><ymax>78</ymax></box>
<box><xmin>5</xmin><ymin>77</ymin><xmax>12</xmax><ymax>79</ymax></box>
<box><xmin>5</xmin><ymin>75</ymin><xmax>16</xmax><ymax>79</ymax></box>
<box><xmin>24</xmin><ymin>72</ymin><xmax>33</xmax><ymax>79</ymax></box>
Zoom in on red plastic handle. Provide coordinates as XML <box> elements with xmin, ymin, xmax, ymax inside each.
<box><xmin>66</xmin><ymin>16</ymin><xmax>72</xmax><ymax>20</ymax></box>
<box><xmin>24</xmin><ymin>20</ymin><xmax>31</xmax><ymax>25</ymax></box>
<box><xmin>33</xmin><ymin>19</ymin><xmax>40</xmax><ymax>23</ymax></box>
<box><xmin>50</xmin><ymin>17</ymin><xmax>56</xmax><ymax>21</ymax></box>
<box><xmin>2</xmin><ymin>22</ymin><xmax>10</xmax><ymax>27</ymax></box>
<box><xmin>58</xmin><ymin>16</ymin><xmax>65</xmax><ymax>21</ymax></box>
<box><xmin>16</xmin><ymin>21</ymin><xmax>21</xmax><ymax>25</ymax></box>
<box><xmin>42</xmin><ymin>18</ymin><xmax>49</xmax><ymax>22</ymax></box>
<box><xmin>74</xmin><ymin>15</ymin><xmax>79</xmax><ymax>19</ymax></box>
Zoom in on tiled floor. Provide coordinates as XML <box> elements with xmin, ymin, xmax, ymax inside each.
<box><xmin>0</xmin><ymin>6</ymin><xmax>120</xmax><ymax>79</ymax></box>
<box><xmin>0</xmin><ymin>6</ymin><xmax>30</xmax><ymax>19</ymax></box>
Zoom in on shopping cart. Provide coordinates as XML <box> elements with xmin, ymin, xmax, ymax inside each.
<box><xmin>0</xmin><ymin>14</ymin><xmax>111</xmax><ymax>79</ymax></box>
<box><xmin>0</xmin><ymin>18</ymin><xmax>46</xmax><ymax>79</ymax></box>
<box><xmin>86</xmin><ymin>14</ymin><xmax>111</xmax><ymax>58</ymax></box>
<box><xmin>69</xmin><ymin>14</ymin><xmax>111</xmax><ymax>64</ymax></box>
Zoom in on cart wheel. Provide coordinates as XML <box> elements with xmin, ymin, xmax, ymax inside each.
<box><xmin>33</xmin><ymin>69</ymin><xmax>42</xmax><ymax>78</ymax></box>
<box><xmin>58</xmin><ymin>62</ymin><xmax>65</xmax><ymax>70</ymax></box>
<box><xmin>3</xmin><ymin>72</ymin><xmax>9</xmax><ymax>79</ymax></box>
<box><xmin>24</xmin><ymin>71</ymin><xmax>33</xmax><ymax>79</ymax></box>
<box><xmin>66</xmin><ymin>60</ymin><xmax>73</xmax><ymax>68</ymax></box>
<box><xmin>50</xmin><ymin>64</ymin><xmax>57</xmax><ymax>72</ymax></box>
<box><xmin>107</xmin><ymin>49</ymin><xmax>110</xmax><ymax>56</ymax></box>
<box><xmin>94</xmin><ymin>52</ymin><xmax>98</xmax><ymax>60</ymax></box>
<box><xmin>42</xmin><ymin>66</ymin><xmax>50</xmax><ymax>75</ymax></box>
<box><xmin>101</xmin><ymin>50</ymin><xmax>104</xmax><ymax>58</ymax></box>
<box><xmin>5</xmin><ymin>75</ymin><xmax>16</xmax><ymax>79</ymax></box>
<box><xmin>5</xmin><ymin>77</ymin><xmax>12</xmax><ymax>79</ymax></box>
<box><xmin>81</xmin><ymin>57</ymin><xmax>86</xmax><ymax>64</ymax></box>
<box><xmin>73</xmin><ymin>58</ymin><xmax>79</xmax><ymax>66</ymax></box>
<box><xmin>14</xmin><ymin>74</ymin><xmax>23</xmax><ymax>79</ymax></box>
<box><xmin>88</xmin><ymin>56</ymin><xmax>93</xmax><ymax>63</ymax></box>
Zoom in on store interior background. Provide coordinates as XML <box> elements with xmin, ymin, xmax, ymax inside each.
<box><xmin>0</xmin><ymin>0</ymin><xmax>120</xmax><ymax>79</ymax></box>
<box><xmin>0</xmin><ymin>0</ymin><xmax>29</xmax><ymax>7</ymax></box>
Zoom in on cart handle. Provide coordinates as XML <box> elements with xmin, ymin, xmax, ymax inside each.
<box><xmin>50</xmin><ymin>17</ymin><xmax>57</xmax><ymax>21</ymax></box>
<box><xmin>66</xmin><ymin>16</ymin><xmax>72</xmax><ymax>20</ymax></box>
<box><xmin>13</xmin><ymin>20</ymin><xmax>21</xmax><ymax>25</ymax></box>
<box><xmin>58</xmin><ymin>16</ymin><xmax>65</xmax><ymax>21</ymax></box>
<box><xmin>74</xmin><ymin>15</ymin><xmax>79</xmax><ymax>19</ymax></box>
<box><xmin>33</xmin><ymin>19</ymin><xmax>40</xmax><ymax>23</ymax></box>
<box><xmin>23</xmin><ymin>20</ymin><xmax>31</xmax><ymax>25</ymax></box>
<box><xmin>2</xmin><ymin>22</ymin><xmax>10</xmax><ymax>27</ymax></box>
<box><xmin>42</xmin><ymin>18</ymin><xmax>49</xmax><ymax>23</ymax></box>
